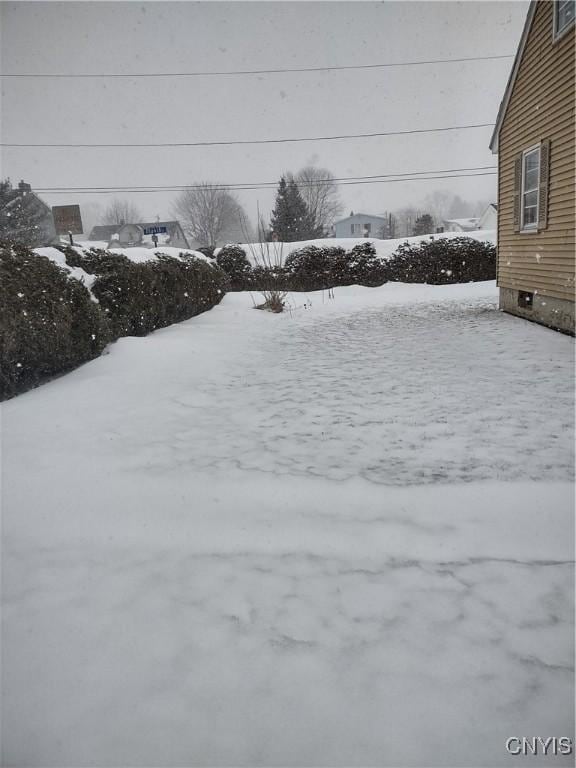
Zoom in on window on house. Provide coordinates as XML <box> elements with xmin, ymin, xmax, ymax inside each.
<box><xmin>518</xmin><ymin>290</ymin><xmax>534</xmax><ymax>309</ymax></box>
<box><xmin>351</xmin><ymin>224</ymin><xmax>354</xmax><ymax>234</ymax></box>
<box><xmin>521</xmin><ymin>146</ymin><xmax>540</xmax><ymax>230</ymax></box>
<box><xmin>364</xmin><ymin>223</ymin><xmax>371</xmax><ymax>234</ymax></box>
<box><xmin>554</xmin><ymin>0</ymin><xmax>575</xmax><ymax>37</ymax></box>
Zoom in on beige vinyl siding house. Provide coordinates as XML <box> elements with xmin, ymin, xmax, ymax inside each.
<box><xmin>490</xmin><ymin>0</ymin><xmax>575</xmax><ymax>334</ymax></box>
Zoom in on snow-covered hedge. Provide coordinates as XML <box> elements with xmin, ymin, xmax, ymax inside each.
<box><xmin>216</xmin><ymin>236</ymin><xmax>496</xmax><ymax>291</ymax></box>
<box><xmin>218</xmin><ymin>235</ymin><xmax>494</xmax><ymax>292</ymax></box>
<box><xmin>386</xmin><ymin>237</ymin><xmax>496</xmax><ymax>284</ymax></box>
<box><xmin>55</xmin><ymin>245</ymin><xmax>229</xmax><ymax>337</ymax></box>
<box><xmin>94</xmin><ymin>254</ymin><xmax>228</xmax><ymax>337</ymax></box>
<box><xmin>0</xmin><ymin>243</ymin><xmax>229</xmax><ymax>400</ymax></box>
<box><xmin>216</xmin><ymin>245</ymin><xmax>252</xmax><ymax>290</ymax></box>
<box><xmin>282</xmin><ymin>243</ymin><xmax>386</xmax><ymax>289</ymax></box>
<box><xmin>284</xmin><ymin>245</ymin><xmax>345</xmax><ymax>289</ymax></box>
<box><xmin>345</xmin><ymin>242</ymin><xmax>387</xmax><ymax>286</ymax></box>
<box><xmin>0</xmin><ymin>242</ymin><xmax>111</xmax><ymax>400</ymax></box>
<box><xmin>217</xmin><ymin>230</ymin><xmax>496</xmax><ymax>267</ymax></box>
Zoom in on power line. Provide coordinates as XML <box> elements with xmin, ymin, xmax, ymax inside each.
<box><xmin>37</xmin><ymin>170</ymin><xmax>498</xmax><ymax>195</ymax></box>
<box><xmin>0</xmin><ymin>53</ymin><xmax>514</xmax><ymax>79</ymax></box>
<box><xmin>1</xmin><ymin>123</ymin><xmax>495</xmax><ymax>148</ymax></box>
<box><xmin>34</xmin><ymin>165</ymin><xmax>498</xmax><ymax>192</ymax></box>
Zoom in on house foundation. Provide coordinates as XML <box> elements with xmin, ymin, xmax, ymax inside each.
<box><xmin>499</xmin><ymin>287</ymin><xmax>575</xmax><ymax>335</ymax></box>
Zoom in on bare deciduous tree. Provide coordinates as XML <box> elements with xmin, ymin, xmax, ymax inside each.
<box><xmin>291</xmin><ymin>167</ymin><xmax>343</xmax><ymax>236</ymax></box>
<box><xmin>100</xmin><ymin>199</ymin><xmax>141</xmax><ymax>225</ymax></box>
<box><xmin>422</xmin><ymin>190</ymin><xmax>455</xmax><ymax>225</ymax></box>
<box><xmin>424</xmin><ymin>190</ymin><xmax>485</xmax><ymax>225</ymax></box>
<box><xmin>173</xmin><ymin>183</ymin><xmax>253</xmax><ymax>247</ymax></box>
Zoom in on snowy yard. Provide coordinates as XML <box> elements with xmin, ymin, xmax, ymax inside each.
<box><xmin>2</xmin><ymin>281</ymin><xmax>574</xmax><ymax>767</ymax></box>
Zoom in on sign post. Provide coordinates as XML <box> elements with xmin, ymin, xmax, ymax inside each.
<box><xmin>52</xmin><ymin>205</ymin><xmax>83</xmax><ymax>245</ymax></box>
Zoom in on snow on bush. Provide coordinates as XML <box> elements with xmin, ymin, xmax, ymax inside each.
<box><xmin>386</xmin><ymin>236</ymin><xmax>496</xmax><ymax>284</ymax></box>
<box><xmin>346</xmin><ymin>241</ymin><xmax>386</xmax><ymax>286</ymax></box>
<box><xmin>284</xmin><ymin>245</ymin><xmax>345</xmax><ymax>289</ymax></box>
<box><xmin>219</xmin><ymin>230</ymin><xmax>496</xmax><ymax>267</ymax></box>
<box><xmin>1</xmin><ymin>243</ymin><xmax>229</xmax><ymax>400</ymax></box>
<box><xmin>218</xmin><ymin>232</ymin><xmax>495</xmax><ymax>292</ymax></box>
<box><xmin>92</xmin><ymin>253</ymin><xmax>228</xmax><ymax>337</ymax></box>
<box><xmin>0</xmin><ymin>242</ymin><xmax>111</xmax><ymax>400</ymax></box>
<box><xmin>216</xmin><ymin>245</ymin><xmax>252</xmax><ymax>290</ymax></box>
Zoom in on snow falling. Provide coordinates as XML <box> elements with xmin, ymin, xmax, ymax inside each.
<box><xmin>2</xmin><ymin>282</ymin><xmax>574</xmax><ymax>767</ymax></box>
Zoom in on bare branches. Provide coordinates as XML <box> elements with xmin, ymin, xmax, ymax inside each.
<box><xmin>173</xmin><ymin>183</ymin><xmax>253</xmax><ymax>247</ymax></box>
<box><xmin>100</xmin><ymin>199</ymin><xmax>141</xmax><ymax>225</ymax></box>
<box><xmin>293</xmin><ymin>166</ymin><xmax>344</xmax><ymax>235</ymax></box>
<box><xmin>242</xmin><ymin>203</ymin><xmax>287</xmax><ymax>313</ymax></box>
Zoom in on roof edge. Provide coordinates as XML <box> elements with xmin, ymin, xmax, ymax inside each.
<box><xmin>489</xmin><ymin>1</ymin><xmax>538</xmax><ymax>154</ymax></box>
<box><xmin>334</xmin><ymin>213</ymin><xmax>389</xmax><ymax>224</ymax></box>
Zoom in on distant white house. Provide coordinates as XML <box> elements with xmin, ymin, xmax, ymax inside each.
<box><xmin>442</xmin><ymin>217</ymin><xmax>480</xmax><ymax>232</ymax></box>
<box><xmin>333</xmin><ymin>212</ymin><xmax>392</xmax><ymax>239</ymax></box>
<box><xmin>88</xmin><ymin>220</ymin><xmax>189</xmax><ymax>249</ymax></box>
<box><xmin>477</xmin><ymin>204</ymin><xmax>497</xmax><ymax>230</ymax></box>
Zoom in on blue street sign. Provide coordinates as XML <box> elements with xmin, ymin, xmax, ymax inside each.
<box><xmin>143</xmin><ymin>226</ymin><xmax>168</xmax><ymax>235</ymax></box>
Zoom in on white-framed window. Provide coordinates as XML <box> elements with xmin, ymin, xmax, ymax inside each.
<box><xmin>554</xmin><ymin>0</ymin><xmax>575</xmax><ymax>39</ymax></box>
<box><xmin>520</xmin><ymin>145</ymin><xmax>540</xmax><ymax>230</ymax></box>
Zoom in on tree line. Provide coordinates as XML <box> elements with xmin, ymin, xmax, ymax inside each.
<box><xmin>0</xmin><ymin>174</ymin><xmax>491</xmax><ymax>248</ymax></box>
<box><xmin>101</xmin><ymin>181</ymin><xmax>489</xmax><ymax>246</ymax></box>
<box><xmin>172</xmin><ymin>166</ymin><xmax>344</xmax><ymax>246</ymax></box>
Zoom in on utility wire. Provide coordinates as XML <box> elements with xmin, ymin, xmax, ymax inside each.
<box><xmin>34</xmin><ymin>165</ymin><xmax>498</xmax><ymax>192</ymax></box>
<box><xmin>1</xmin><ymin>123</ymin><xmax>495</xmax><ymax>148</ymax></box>
<box><xmin>1</xmin><ymin>53</ymin><xmax>514</xmax><ymax>79</ymax></box>
<box><xmin>38</xmin><ymin>171</ymin><xmax>498</xmax><ymax>195</ymax></box>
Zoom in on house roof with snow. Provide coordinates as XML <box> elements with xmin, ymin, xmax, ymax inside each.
<box><xmin>443</xmin><ymin>218</ymin><xmax>480</xmax><ymax>231</ymax></box>
<box><xmin>88</xmin><ymin>225</ymin><xmax>123</xmax><ymax>241</ymax></box>
<box><xmin>2</xmin><ymin>180</ymin><xmax>51</xmax><ymax>214</ymax></box>
<box><xmin>334</xmin><ymin>212</ymin><xmax>389</xmax><ymax>225</ymax></box>
<box><xmin>88</xmin><ymin>220</ymin><xmax>188</xmax><ymax>245</ymax></box>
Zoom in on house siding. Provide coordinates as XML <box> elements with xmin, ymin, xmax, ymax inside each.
<box><xmin>497</xmin><ymin>1</ymin><xmax>575</xmax><ymax>311</ymax></box>
<box><xmin>334</xmin><ymin>214</ymin><xmax>390</xmax><ymax>238</ymax></box>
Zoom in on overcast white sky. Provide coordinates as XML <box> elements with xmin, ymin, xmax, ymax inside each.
<box><xmin>1</xmin><ymin>1</ymin><xmax>529</xmax><ymax>230</ymax></box>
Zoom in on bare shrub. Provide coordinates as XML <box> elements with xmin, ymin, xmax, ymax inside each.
<box><xmin>241</xmin><ymin>207</ymin><xmax>287</xmax><ymax>313</ymax></box>
<box><xmin>254</xmin><ymin>293</ymin><xmax>285</xmax><ymax>313</ymax></box>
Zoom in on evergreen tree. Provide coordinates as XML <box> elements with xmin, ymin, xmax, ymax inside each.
<box><xmin>269</xmin><ymin>177</ymin><xmax>290</xmax><ymax>241</ymax></box>
<box><xmin>412</xmin><ymin>213</ymin><xmax>435</xmax><ymax>236</ymax></box>
<box><xmin>269</xmin><ymin>177</ymin><xmax>321</xmax><ymax>242</ymax></box>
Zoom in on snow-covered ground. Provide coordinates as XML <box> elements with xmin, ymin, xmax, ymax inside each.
<box><xmin>219</xmin><ymin>229</ymin><xmax>496</xmax><ymax>266</ymax></box>
<box><xmin>2</xmin><ymin>281</ymin><xmax>574</xmax><ymax>767</ymax></box>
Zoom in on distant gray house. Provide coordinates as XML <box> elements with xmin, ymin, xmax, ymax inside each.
<box><xmin>333</xmin><ymin>212</ymin><xmax>391</xmax><ymax>239</ymax></box>
<box><xmin>442</xmin><ymin>217</ymin><xmax>480</xmax><ymax>233</ymax></box>
<box><xmin>477</xmin><ymin>204</ymin><xmax>497</xmax><ymax>230</ymax></box>
<box><xmin>88</xmin><ymin>220</ymin><xmax>189</xmax><ymax>249</ymax></box>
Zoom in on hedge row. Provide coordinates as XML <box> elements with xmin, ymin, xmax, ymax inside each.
<box><xmin>215</xmin><ymin>237</ymin><xmax>496</xmax><ymax>291</ymax></box>
<box><xmin>0</xmin><ymin>243</ymin><xmax>228</xmax><ymax>400</ymax></box>
<box><xmin>389</xmin><ymin>238</ymin><xmax>497</xmax><ymax>284</ymax></box>
<box><xmin>62</xmin><ymin>247</ymin><xmax>228</xmax><ymax>337</ymax></box>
